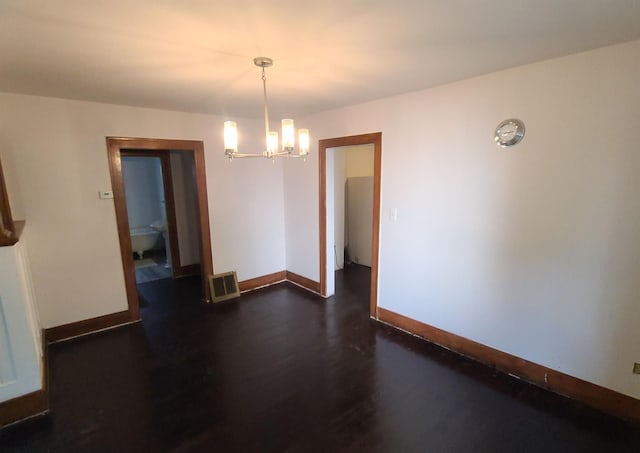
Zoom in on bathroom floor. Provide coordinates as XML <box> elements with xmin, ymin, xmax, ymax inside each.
<box><xmin>134</xmin><ymin>250</ymin><xmax>171</xmax><ymax>284</ymax></box>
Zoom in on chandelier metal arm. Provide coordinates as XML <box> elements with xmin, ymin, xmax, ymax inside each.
<box><xmin>227</xmin><ymin>153</ymin><xmax>266</xmax><ymax>159</ymax></box>
<box><xmin>227</xmin><ymin>151</ymin><xmax>305</xmax><ymax>160</ymax></box>
<box><xmin>272</xmin><ymin>152</ymin><xmax>304</xmax><ymax>158</ymax></box>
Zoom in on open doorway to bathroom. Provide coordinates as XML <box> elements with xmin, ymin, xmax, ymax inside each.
<box><xmin>121</xmin><ymin>151</ymin><xmax>178</xmax><ymax>285</ymax></box>
<box><xmin>107</xmin><ymin>137</ymin><xmax>214</xmax><ymax>321</ymax></box>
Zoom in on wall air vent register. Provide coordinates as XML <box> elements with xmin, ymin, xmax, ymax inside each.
<box><xmin>208</xmin><ymin>271</ymin><xmax>240</xmax><ymax>303</ymax></box>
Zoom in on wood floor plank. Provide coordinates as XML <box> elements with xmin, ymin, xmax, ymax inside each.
<box><xmin>1</xmin><ymin>266</ymin><xmax>639</xmax><ymax>452</ymax></box>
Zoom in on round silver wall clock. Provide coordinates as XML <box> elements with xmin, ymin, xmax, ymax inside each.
<box><xmin>494</xmin><ymin>118</ymin><xmax>525</xmax><ymax>147</ymax></box>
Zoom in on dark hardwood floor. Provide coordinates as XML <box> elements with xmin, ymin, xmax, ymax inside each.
<box><xmin>2</xmin><ymin>266</ymin><xmax>639</xmax><ymax>452</ymax></box>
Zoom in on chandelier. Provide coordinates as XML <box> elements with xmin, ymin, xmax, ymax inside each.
<box><xmin>224</xmin><ymin>57</ymin><xmax>310</xmax><ymax>160</ymax></box>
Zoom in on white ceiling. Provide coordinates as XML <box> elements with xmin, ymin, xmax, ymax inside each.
<box><xmin>1</xmin><ymin>0</ymin><xmax>639</xmax><ymax>119</ymax></box>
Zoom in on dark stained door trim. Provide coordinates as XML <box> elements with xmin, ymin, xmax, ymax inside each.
<box><xmin>318</xmin><ymin>132</ymin><xmax>382</xmax><ymax>318</ymax></box>
<box><xmin>107</xmin><ymin>137</ymin><xmax>214</xmax><ymax>320</ymax></box>
<box><xmin>119</xmin><ymin>150</ymin><xmax>182</xmax><ymax>275</ymax></box>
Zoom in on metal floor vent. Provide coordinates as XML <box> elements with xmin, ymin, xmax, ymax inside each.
<box><xmin>208</xmin><ymin>271</ymin><xmax>240</xmax><ymax>303</ymax></box>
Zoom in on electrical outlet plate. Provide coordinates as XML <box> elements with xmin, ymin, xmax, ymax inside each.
<box><xmin>633</xmin><ymin>363</ymin><xmax>640</xmax><ymax>375</ymax></box>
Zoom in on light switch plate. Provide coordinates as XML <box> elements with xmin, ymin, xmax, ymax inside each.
<box><xmin>99</xmin><ymin>191</ymin><xmax>114</xmax><ymax>200</ymax></box>
<box><xmin>633</xmin><ymin>363</ymin><xmax>640</xmax><ymax>375</ymax></box>
<box><xmin>389</xmin><ymin>208</ymin><xmax>398</xmax><ymax>222</ymax></box>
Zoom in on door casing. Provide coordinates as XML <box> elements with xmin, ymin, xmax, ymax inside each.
<box><xmin>318</xmin><ymin>132</ymin><xmax>382</xmax><ymax>318</ymax></box>
<box><xmin>107</xmin><ymin>137</ymin><xmax>214</xmax><ymax>320</ymax></box>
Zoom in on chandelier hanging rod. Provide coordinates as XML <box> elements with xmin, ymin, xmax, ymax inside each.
<box><xmin>224</xmin><ymin>57</ymin><xmax>310</xmax><ymax>160</ymax></box>
<box><xmin>259</xmin><ymin>58</ymin><xmax>271</xmax><ymax>143</ymax></box>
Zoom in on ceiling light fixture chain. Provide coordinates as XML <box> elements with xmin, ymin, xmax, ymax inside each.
<box><xmin>223</xmin><ymin>57</ymin><xmax>310</xmax><ymax>161</ymax></box>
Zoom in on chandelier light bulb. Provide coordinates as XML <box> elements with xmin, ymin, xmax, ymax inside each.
<box><xmin>224</xmin><ymin>121</ymin><xmax>238</xmax><ymax>155</ymax></box>
<box><xmin>298</xmin><ymin>129</ymin><xmax>310</xmax><ymax>155</ymax></box>
<box><xmin>281</xmin><ymin>119</ymin><xmax>295</xmax><ymax>152</ymax></box>
<box><xmin>267</xmin><ymin>131</ymin><xmax>278</xmax><ymax>157</ymax></box>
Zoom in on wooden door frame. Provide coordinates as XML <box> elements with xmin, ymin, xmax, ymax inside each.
<box><xmin>119</xmin><ymin>150</ymin><xmax>182</xmax><ymax>275</ymax></box>
<box><xmin>107</xmin><ymin>137</ymin><xmax>214</xmax><ymax>321</ymax></box>
<box><xmin>319</xmin><ymin>132</ymin><xmax>382</xmax><ymax>319</ymax></box>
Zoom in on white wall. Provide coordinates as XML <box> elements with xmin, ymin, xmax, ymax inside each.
<box><xmin>122</xmin><ymin>156</ymin><xmax>164</xmax><ymax>229</ymax></box>
<box><xmin>284</xmin><ymin>39</ymin><xmax>640</xmax><ymax>399</ymax></box>
<box><xmin>345</xmin><ymin>144</ymin><xmax>374</xmax><ymax>267</ymax></box>
<box><xmin>345</xmin><ymin>144</ymin><xmax>375</xmax><ymax>178</ymax></box>
<box><xmin>331</xmin><ymin>144</ymin><xmax>374</xmax><ymax>272</ymax></box>
<box><xmin>0</xmin><ymin>94</ymin><xmax>287</xmax><ymax>328</ymax></box>
<box><xmin>346</xmin><ymin>176</ymin><xmax>373</xmax><ymax>267</ymax></box>
<box><xmin>170</xmin><ymin>152</ymin><xmax>200</xmax><ymax>266</ymax></box>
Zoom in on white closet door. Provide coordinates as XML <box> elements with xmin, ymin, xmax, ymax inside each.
<box><xmin>0</xmin><ymin>241</ymin><xmax>42</xmax><ymax>403</ymax></box>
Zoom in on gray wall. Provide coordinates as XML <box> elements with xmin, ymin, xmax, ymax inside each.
<box><xmin>122</xmin><ymin>156</ymin><xmax>164</xmax><ymax>230</ymax></box>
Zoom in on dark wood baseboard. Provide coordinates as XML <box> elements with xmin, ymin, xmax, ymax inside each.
<box><xmin>41</xmin><ymin>271</ymin><xmax>316</xmax><ymax>344</ymax></box>
<box><xmin>239</xmin><ymin>271</ymin><xmax>286</xmax><ymax>292</ymax></box>
<box><xmin>238</xmin><ymin>270</ymin><xmax>321</xmax><ymax>295</ymax></box>
<box><xmin>286</xmin><ymin>271</ymin><xmax>321</xmax><ymax>294</ymax></box>
<box><xmin>0</xmin><ymin>389</ymin><xmax>48</xmax><ymax>428</ymax></box>
<box><xmin>377</xmin><ymin>307</ymin><xmax>640</xmax><ymax>423</ymax></box>
<box><xmin>45</xmin><ymin>310</ymin><xmax>136</xmax><ymax>344</ymax></box>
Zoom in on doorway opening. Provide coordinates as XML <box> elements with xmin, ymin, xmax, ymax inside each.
<box><xmin>121</xmin><ymin>152</ymin><xmax>173</xmax><ymax>285</ymax></box>
<box><xmin>107</xmin><ymin>137</ymin><xmax>214</xmax><ymax>321</ymax></box>
<box><xmin>319</xmin><ymin>133</ymin><xmax>382</xmax><ymax>319</ymax></box>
